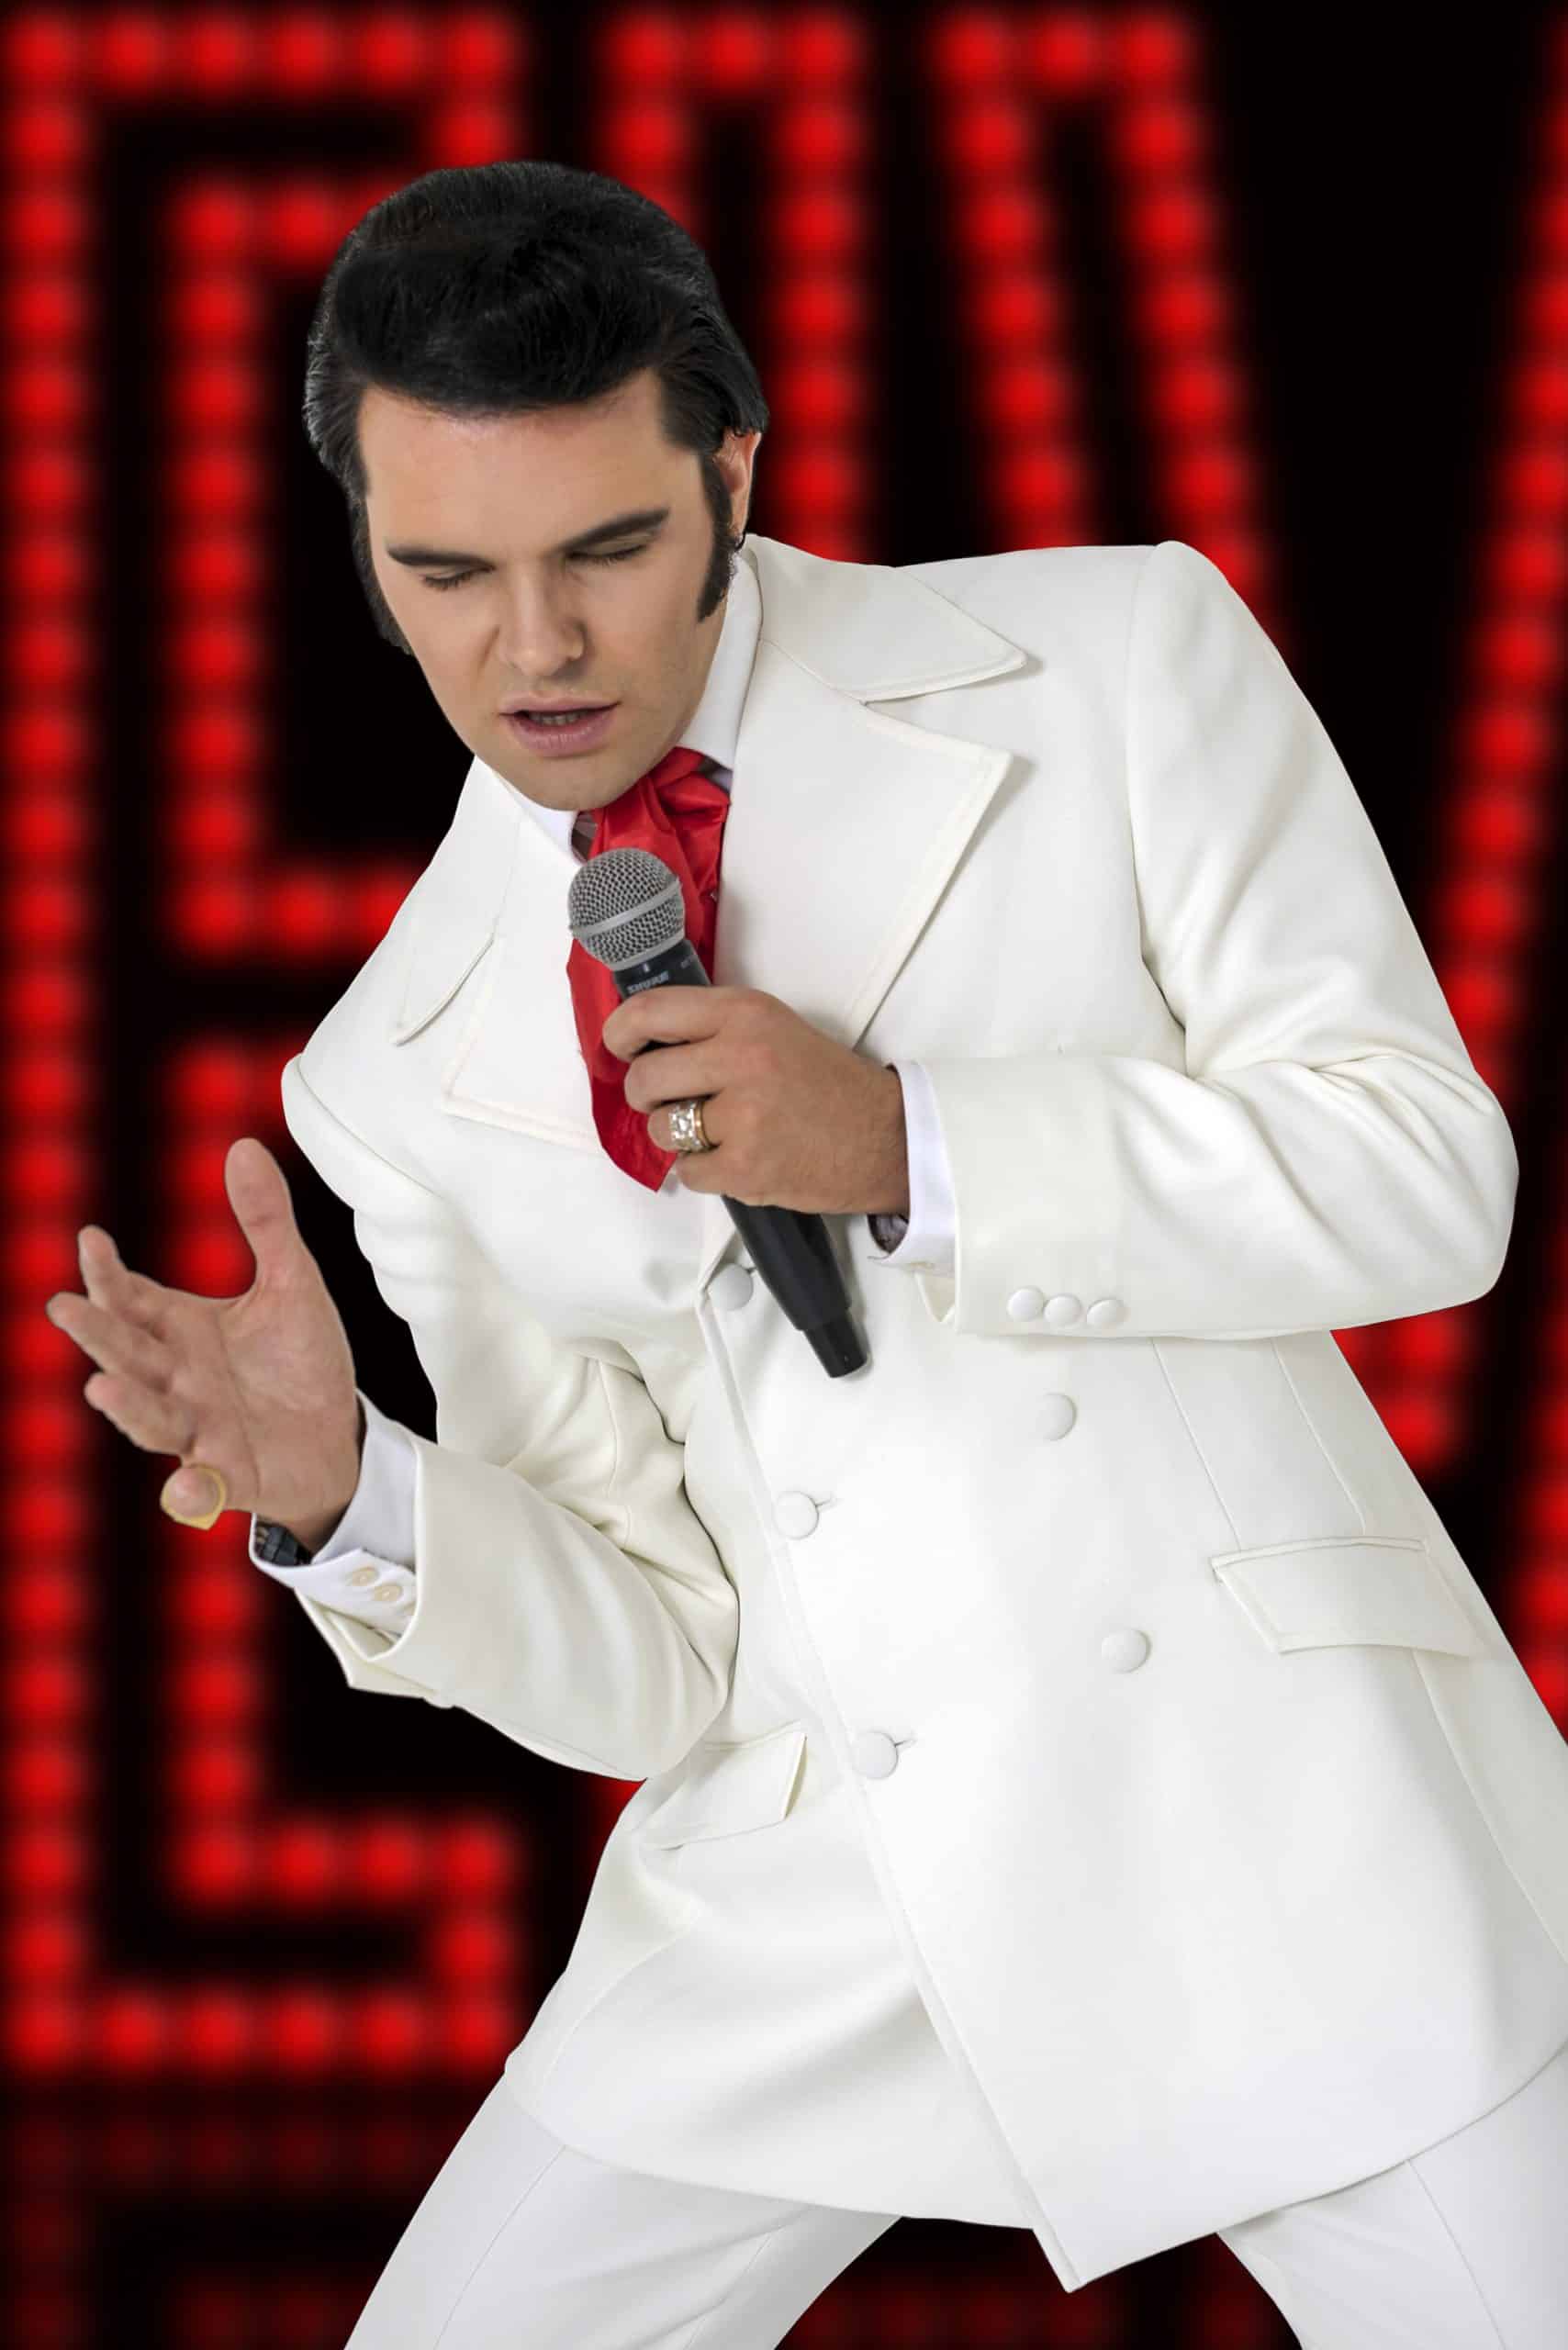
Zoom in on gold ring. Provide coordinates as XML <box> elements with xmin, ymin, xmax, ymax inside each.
<box><xmin>667</xmin><ymin>1096</ymin><xmax>714</xmax><ymax>1153</ymax></box>
<box><xmin>161</xmin><ymin>1464</ymin><xmax>228</xmax><ymax>1529</ymax></box>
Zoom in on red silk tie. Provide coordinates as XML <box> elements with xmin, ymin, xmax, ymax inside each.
<box><xmin>566</xmin><ymin>744</ymin><xmax>733</xmax><ymax>1191</ymax></box>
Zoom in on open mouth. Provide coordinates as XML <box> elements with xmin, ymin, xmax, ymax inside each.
<box><xmin>507</xmin><ymin>705</ymin><xmax>619</xmax><ymax>753</ymax></box>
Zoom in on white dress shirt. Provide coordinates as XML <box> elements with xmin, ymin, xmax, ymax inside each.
<box><xmin>252</xmin><ymin>549</ymin><xmax>959</xmax><ymax>1601</ymax></box>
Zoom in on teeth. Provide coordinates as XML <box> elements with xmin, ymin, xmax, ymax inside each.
<box><xmin>522</xmin><ymin>709</ymin><xmax>597</xmax><ymax>727</ymax></box>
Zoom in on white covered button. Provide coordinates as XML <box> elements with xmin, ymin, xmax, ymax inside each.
<box><xmin>1101</xmin><ymin>1628</ymin><xmax>1150</xmax><ymax>1672</ymax></box>
<box><xmin>1006</xmin><ymin>1286</ymin><xmax>1045</xmax><ymax>1320</ymax></box>
<box><xmin>773</xmin><ymin>1492</ymin><xmax>820</xmax><ymax>1538</ymax></box>
<box><xmin>347</xmin><ymin>1563</ymin><xmax>379</xmax><ymax>1585</ymax></box>
<box><xmin>850</xmin><ymin>1729</ymin><xmax>900</xmax><ymax>1779</ymax></box>
<box><xmin>1038</xmin><ymin>1393</ymin><xmax>1076</xmax><ymax>1438</ymax></box>
<box><xmin>708</xmin><ymin>1263</ymin><xmax>754</xmax><ymax>1311</ymax></box>
<box><xmin>1044</xmin><ymin>1294</ymin><xmax>1083</xmax><ymax>1326</ymax></box>
<box><xmin>1086</xmin><ymin>1296</ymin><xmax>1127</xmax><ymax>1328</ymax></box>
<box><xmin>372</xmin><ymin>1580</ymin><xmax>406</xmax><ymax>1604</ymax></box>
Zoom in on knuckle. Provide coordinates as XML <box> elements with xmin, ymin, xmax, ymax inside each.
<box><xmin>85</xmin><ymin>1369</ymin><xmax>126</xmax><ymax>1414</ymax></box>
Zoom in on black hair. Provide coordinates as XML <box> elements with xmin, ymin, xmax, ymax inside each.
<box><xmin>300</xmin><ymin>159</ymin><xmax>769</xmax><ymax>653</ymax></box>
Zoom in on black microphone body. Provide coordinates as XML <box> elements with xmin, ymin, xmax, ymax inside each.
<box><xmin>611</xmin><ymin>935</ymin><xmax>869</xmax><ymax>1377</ymax></box>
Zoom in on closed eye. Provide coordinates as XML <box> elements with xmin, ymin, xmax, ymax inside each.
<box><xmin>420</xmin><ymin>545</ymin><xmax>649</xmax><ymax>591</ymax></box>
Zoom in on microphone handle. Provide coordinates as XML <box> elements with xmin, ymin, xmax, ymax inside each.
<box><xmin>613</xmin><ymin>942</ymin><xmax>869</xmax><ymax>1376</ymax></box>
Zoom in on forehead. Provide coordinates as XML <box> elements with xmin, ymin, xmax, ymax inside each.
<box><xmin>359</xmin><ymin>372</ymin><xmax>669</xmax><ymax>497</ymax></box>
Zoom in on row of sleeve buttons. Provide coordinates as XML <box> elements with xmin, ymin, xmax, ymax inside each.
<box><xmin>1006</xmin><ymin>1289</ymin><xmax>1128</xmax><ymax>1326</ymax></box>
<box><xmin>344</xmin><ymin>1559</ymin><xmax>415</xmax><ymax>1611</ymax></box>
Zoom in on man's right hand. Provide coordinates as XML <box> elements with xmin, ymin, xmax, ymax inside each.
<box><xmin>43</xmin><ymin>1136</ymin><xmax>364</xmax><ymax>1534</ymax></box>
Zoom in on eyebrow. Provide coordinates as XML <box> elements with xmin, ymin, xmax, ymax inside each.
<box><xmin>384</xmin><ymin>506</ymin><xmax>673</xmax><ymax>568</ymax></box>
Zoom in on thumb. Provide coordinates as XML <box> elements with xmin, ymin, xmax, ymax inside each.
<box><xmin>224</xmin><ymin>1136</ymin><xmax>298</xmax><ymax>1279</ymax></box>
<box><xmin>161</xmin><ymin>1465</ymin><xmax>225</xmax><ymax>1528</ymax></box>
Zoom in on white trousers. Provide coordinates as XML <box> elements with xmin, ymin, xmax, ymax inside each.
<box><xmin>344</xmin><ymin>2031</ymin><xmax>1568</xmax><ymax>2348</ymax></box>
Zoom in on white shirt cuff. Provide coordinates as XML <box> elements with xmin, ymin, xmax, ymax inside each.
<box><xmin>248</xmin><ymin>1386</ymin><xmax>420</xmax><ymax>1637</ymax></box>
<box><xmin>866</xmin><ymin>1058</ymin><xmax>956</xmax><ymax>1276</ymax></box>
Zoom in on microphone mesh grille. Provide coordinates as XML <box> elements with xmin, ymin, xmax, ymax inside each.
<box><xmin>566</xmin><ymin>847</ymin><xmax>686</xmax><ymax>969</ymax></box>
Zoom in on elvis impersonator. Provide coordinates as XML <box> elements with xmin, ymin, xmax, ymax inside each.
<box><xmin>47</xmin><ymin>397</ymin><xmax>1568</xmax><ymax>2345</ymax></box>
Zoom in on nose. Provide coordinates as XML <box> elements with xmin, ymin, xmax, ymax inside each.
<box><xmin>494</xmin><ymin>584</ymin><xmax>589</xmax><ymax>674</ymax></box>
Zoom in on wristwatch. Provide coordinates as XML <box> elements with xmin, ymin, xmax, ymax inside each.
<box><xmin>252</xmin><ymin>1517</ymin><xmax>313</xmax><ymax>1567</ymax></box>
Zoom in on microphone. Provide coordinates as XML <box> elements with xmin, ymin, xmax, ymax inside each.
<box><xmin>566</xmin><ymin>845</ymin><xmax>869</xmax><ymax>1377</ymax></box>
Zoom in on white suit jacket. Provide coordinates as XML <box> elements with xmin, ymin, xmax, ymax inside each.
<box><xmin>247</xmin><ymin>550</ymin><xmax>959</xmax><ymax>1616</ymax></box>
<box><xmin>252</xmin><ymin>530</ymin><xmax>1568</xmax><ymax>2292</ymax></box>
<box><xmin>249</xmin><ymin>543</ymin><xmax>963</xmax><ymax>1619</ymax></box>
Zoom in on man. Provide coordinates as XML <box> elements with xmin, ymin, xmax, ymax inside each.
<box><xmin>50</xmin><ymin>162</ymin><xmax>1568</xmax><ymax>2345</ymax></box>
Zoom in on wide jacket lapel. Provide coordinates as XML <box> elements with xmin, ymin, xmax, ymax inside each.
<box><xmin>386</xmin><ymin>532</ymin><xmax>1035</xmax><ymax>1295</ymax></box>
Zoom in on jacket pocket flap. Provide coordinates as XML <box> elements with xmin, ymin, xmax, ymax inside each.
<box><xmin>640</xmin><ymin>1723</ymin><xmax>808</xmax><ymax>1849</ymax></box>
<box><xmin>1209</xmin><ymin>1536</ymin><xmax>1488</xmax><ymax>1658</ymax></box>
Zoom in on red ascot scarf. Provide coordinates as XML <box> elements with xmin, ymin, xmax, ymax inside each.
<box><xmin>566</xmin><ymin>744</ymin><xmax>732</xmax><ymax>1191</ymax></box>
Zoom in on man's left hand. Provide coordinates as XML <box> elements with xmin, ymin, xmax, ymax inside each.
<box><xmin>600</xmin><ymin>985</ymin><xmax>911</xmax><ymax>1216</ymax></box>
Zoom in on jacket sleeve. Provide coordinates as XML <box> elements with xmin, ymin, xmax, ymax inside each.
<box><xmin>916</xmin><ymin>536</ymin><xmax>1518</xmax><ymax>1342</ymax></box>
<box><xmin>272</xmin><ymin>1053</ymin><xmax>740</xmax><ymax>1781</ymax></box>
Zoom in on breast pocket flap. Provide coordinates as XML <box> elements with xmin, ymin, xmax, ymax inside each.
<box><xmin>639</xmin><ymin>1722</ymin><xmax>809</xmax><ymax>1849</ymax></box>
<box><xmin>1209</xmin><ymin>1536</ymin><xmax>1488</xmax><ymax>1659</ymax></box>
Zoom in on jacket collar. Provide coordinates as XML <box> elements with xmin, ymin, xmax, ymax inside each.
<box><xmin>386</xmin><ymin>531</ymin><xmax>1035</xmax><ymax>1294</ymax></box>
